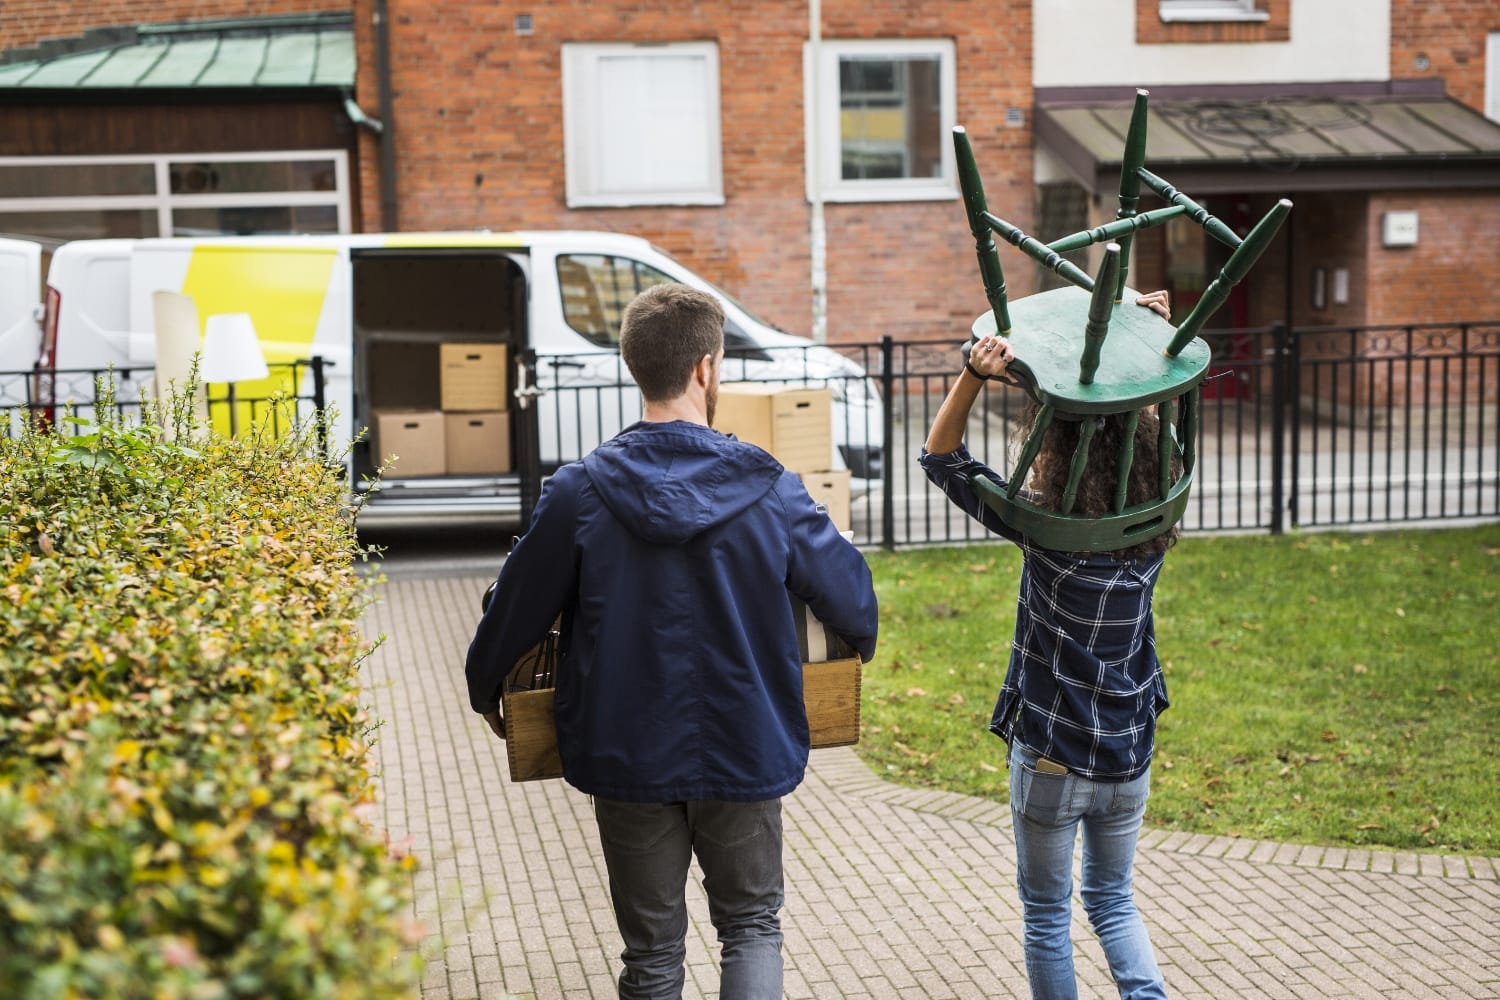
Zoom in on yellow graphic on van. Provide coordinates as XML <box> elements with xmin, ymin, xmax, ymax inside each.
<box><xmin>181</xmin><ymin>245</ymin><xmax>337</xmax><ymax>435</ymax></box>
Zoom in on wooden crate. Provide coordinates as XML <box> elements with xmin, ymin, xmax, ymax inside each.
<box><xmin>502</xmin><ymin>688</ymin><xmax>561</xmax><ymax>783</ymax></box>
<box><xmin>501</xmin><ymin>657</ymin><xmax>862</xmax><ymax>783</ymax></box>
<box><xmin>804</xmin><ymin>656</ymin><xmax>862</xmax><ymax>748</ymax></box>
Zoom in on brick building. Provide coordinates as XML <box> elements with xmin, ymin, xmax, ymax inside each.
<box><xmin>3</xmin><ymin>0</ymin><xmax>1498</xmax><ymax>352</ymax></box>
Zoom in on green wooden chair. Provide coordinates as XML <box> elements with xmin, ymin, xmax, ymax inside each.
<box><xmin>953</xmin><ymin>88</ymin><xmax>1291</xmax><ymax>553</ymax></box>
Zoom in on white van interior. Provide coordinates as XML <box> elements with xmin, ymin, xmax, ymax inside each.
<box><xmin>350</xmin><ymin>249</ymin><xmax>526</xmax><ymax>495</ymax></box>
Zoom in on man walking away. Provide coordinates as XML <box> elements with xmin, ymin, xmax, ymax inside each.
<box><xmin>466</xmin><ymin>282</ymin><xmax>879</xmax><ymax>999</ymax></box>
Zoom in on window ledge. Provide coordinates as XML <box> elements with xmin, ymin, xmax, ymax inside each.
<box><xmin>1159</xmin><ymin>9</ymin><xmax>1270</xmax><ymax>22</ymax></box>
<box><xmin>816</xmin><ymin>184</ymin><xmax>958</xmax><ymax>205</ymax></box>
<box><xmin>565</xmin><ymin>192</ymin><xmax>726</xmax><ymax>209</ymax></box>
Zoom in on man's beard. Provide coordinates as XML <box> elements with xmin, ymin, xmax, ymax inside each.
<box><xmin>706</xmin><ymin>379</ymin><xmax>718</xmax><ymax>427</ymax></box>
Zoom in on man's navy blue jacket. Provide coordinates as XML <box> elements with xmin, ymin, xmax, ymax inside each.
<box><xmin>465</xmin><ymin>419</ymin><xmax>879</xmax><ymax>803</ymax></box>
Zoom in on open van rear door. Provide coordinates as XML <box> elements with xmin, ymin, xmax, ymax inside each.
<box><xmin>0</xmin><ymin>237</ymin><xmax>43</xmax><ymax>406</ymax></box>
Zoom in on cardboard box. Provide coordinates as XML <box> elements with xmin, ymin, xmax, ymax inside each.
<box><xmin>440</xmin><ymin>342</ymin><xmax>509</xmax><ymax>411</ymax></box>
<box><xmin>503</xmin><ymin>600</ymin><xmax>861</xmax><ymax>783</ymax></box>
<box><xmin>444</xmin><ymin>411</ymin><xmax>512</xmax><ymax>475</ymax></box>
<box><xmin>715</xmin><ymin>384</ymin><xmax>832</xmax><ymax>474</ymax></box>
<box><xmin>800</xmin><ymin>469</ymin><xmax>852</xmax><ymax>533</ymax></box>
<box><xmin>374</xmin><ymin>409</ymin><xmax>446</xmax><ymax>478</ymax></box>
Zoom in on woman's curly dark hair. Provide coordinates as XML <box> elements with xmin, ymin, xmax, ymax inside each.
<box><xmin>1012</xmin><ymin>396</ymin><xmax>1182</xmax><ymax>561</ymax></box>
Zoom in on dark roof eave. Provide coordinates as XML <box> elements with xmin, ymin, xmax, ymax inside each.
<box><xmin>0</xmin><ymin>84</ymin><xmax>350</xmax><ymax>105</ymax></box>
<box><xmin>1084</xmin><ymin>158</ymin><xmax>1500</xmax><ymax>195</ymax></box>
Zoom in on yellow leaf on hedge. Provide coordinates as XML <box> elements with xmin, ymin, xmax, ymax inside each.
<box><xmin>249</xmin><ymin>787</ymin><xmax>272</xmax><ymax>808</ymax></box>
<box><xmin>152</xmin><ymin>806</ymin><xmax>175</xmax><ymax>835</ymax></box>
<box><xmin>198</xmin><ymin>865</ymin><xmax>231</xmax><ymax>888</ymax></box>
<box><xmin>114</xmin><ymin>739</ymin><xmax>143</xmax><ymax>764</ymax></box>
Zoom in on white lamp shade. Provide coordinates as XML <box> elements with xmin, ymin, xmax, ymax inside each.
<box><xmin>200</xmin><ymin>313</ymin><xmax>269</xmax><ymax>383</ymax></box>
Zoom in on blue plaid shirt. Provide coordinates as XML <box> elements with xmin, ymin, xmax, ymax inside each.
<box><xmin>920</xmin><ymin>445</ymin><xmax>1169</xmax><ymax>782</ymax></box>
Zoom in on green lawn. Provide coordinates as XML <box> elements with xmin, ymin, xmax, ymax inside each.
<box><xmin>859</xmin><ymin>524</ymin><xmax>1500</xmax><ymax>855</ymax></box>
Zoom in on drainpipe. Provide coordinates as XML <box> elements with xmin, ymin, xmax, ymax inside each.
<box><xmin>808</xmin><ymin>0</ymin><xmax>827</xmax><ymax>344</ymax></box>
<box><xmin>374</xmin><ymin>0</ymin><xmax>398</xmax><ymax>231</ymax></box>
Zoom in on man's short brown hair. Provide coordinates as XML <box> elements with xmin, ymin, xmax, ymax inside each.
<box><xmin>619</xmin><ymin>283</ymin><xmax>725</xmax><ymax>402</ymax></box>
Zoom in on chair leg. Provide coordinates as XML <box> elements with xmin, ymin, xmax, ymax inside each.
<box><xmin>954</xmin><ymin>125</ymin><xmax>1012</xmax><ymax>334</ymax></box>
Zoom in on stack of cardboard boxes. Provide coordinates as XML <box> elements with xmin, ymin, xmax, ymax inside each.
<box><xmin>713</xmin><ymin>383</ymin><xmax>851</xmax><ymax>532</ymax></box>
<box><xmin>373</xmin><ymin>342</ymin><xmax>513</xmax><ymax>478</ymax></box>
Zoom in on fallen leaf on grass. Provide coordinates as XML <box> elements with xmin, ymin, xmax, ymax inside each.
<box><xmin>1357</xmin><ymin>823</ymin><xmax>1383</xmax><ymax>830</ymax></box>
<box><xmin>905</xmin><ymin>687</ymin><xmax>928</xmax><ymax>698</ymax></box>
<box><xmin>979</xmin><ymin>761</ymin><xmax>1000</xmax><ymax>773</ymax></box>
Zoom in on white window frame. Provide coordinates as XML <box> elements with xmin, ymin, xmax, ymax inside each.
<box><xmin>1487</xmin><ymin>33</ymin><xmax>1500</xmax><ymax>124</ymax></box>
<box><xmin>561</xmin><ymin>41</ymin><xmax>725</xmax><ymax>209</ymax></box>
<box><xmin>1159</xmin><ymin>0</ymin><xmax>1269</xmax><ymax>23</ymax></box>
<box><xmin>804</xmin><ymin>38</ymin><xmax>957</xmax><ymax>204</ymax></box>
<box><xmin>0</xmin><ymin>150</ymin><xmax>351</xmax><ymax>236</ymax></box>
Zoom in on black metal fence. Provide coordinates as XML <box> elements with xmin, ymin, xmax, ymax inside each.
<box><xmin>1</xmin><ymin>359</ymin><xmax>331</xmax><ymax>446</ymax></box>
<box><xmin>850</xmin><ymin>320</ymin><xmax>1500</xmax><ymax>547</ymax></box>
<box><xmin>5</xmin><ymin>323</ymin><xmax>1496</xmax><ymax>546</ymax></box>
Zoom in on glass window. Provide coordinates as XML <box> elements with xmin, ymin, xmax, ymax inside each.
<box><xmin>0</xmin><ymin>153</ymin><xmax>348</xmax><ymax>242</ymax></box>
<box><xmin>0</xmin><ymin>209</ymin><xmax>159</xmax><ymax>241</ymax></box>
<box><xmin>838</xmin><ymin>55</ymin><xmax>943</xmax><ymax>181</ymax></box>
<box><xmin>0</xmin><ymin>162</ymin><xmax>154</xmax><ymax>198</ymax></box>
<box><xmin>562</xmin><ymin>42</ymin><xmax>724</xmax><ymax>208</ymax></box>
<box><xmin>807</xmin><ymin>39</ymin><xmax>956</xmax><ymax>203</ymax></box>
<box><xmin>172</xmin><ymin>205</ymin><xmax>339</xmax><ymax>237</ymax></box>
<box><xmin>557</xmin><ymin>254</ymin><xmax>677</xmax><ymax>348</ymax></box>
<box><xmin>168</xmin><ymin>158</ymin><xmax>338</xmax><ymax>195</ymax></box>
<box><xmin>1159</xmin><ymin>0</ymin><xmax>1268</xmax><ymax>22</ymax></box>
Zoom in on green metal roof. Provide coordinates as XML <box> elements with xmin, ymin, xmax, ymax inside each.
<box><xmin>0</xmin><ymin>12</ymin><xmax>353</xmax><ymax>89</ymax></box>
<box><xmin>1035</xmin><ymin>82</ymin><xmax>1500</xmax><ymax>194</ymax></box>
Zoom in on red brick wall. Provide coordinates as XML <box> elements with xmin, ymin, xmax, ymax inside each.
<box><xmin>1366</xmin><ymin>189</ymin><xmax>1500</xmax><ymax>324</ymax></box>
<box><xmin>350</xmin><ymin>0</ymin><xmax>1035</xmax><ymax>346</ymax></box>
<box><xmin>1390</xmin><ymin>0</ymin><xmax>1500</xmax><ymax>114</ymax></box>
<box><xmin>2</xmin><ymin>0</ymin><xmax>341</xmax><ymax>50</ymax></box>
<box><xmin>1135</xmin><ymin>0</ymin><xmax>1290</xmax><ymax>44</ymax></box>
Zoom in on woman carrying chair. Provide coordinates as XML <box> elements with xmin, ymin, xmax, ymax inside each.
<box><xmin>920</xmin><ymin>290</ymin><xmax>1176</xmax><ymax>1000</ymax></box>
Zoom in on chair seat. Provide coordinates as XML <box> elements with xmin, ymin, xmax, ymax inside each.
<box><xmin>973</xmin><ymin>465</ymin><xmax>1197</xmax><ymax>554</ymax></box>
<box><xmin>971</xmin><ymin>285</ymin><xmax>1212</xmax><ymax>413</ymax></box>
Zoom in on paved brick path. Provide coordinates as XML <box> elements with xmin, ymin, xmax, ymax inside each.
<box><xmin>363</xmin><ymin>574</ymin><xmax>1500</xmax><ymax>1000</ymax></box>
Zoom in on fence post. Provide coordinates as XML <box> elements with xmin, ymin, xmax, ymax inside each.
<box><xmin>1269</xmin><ymin>324</ymin><xmax>1286</xmax><ymax>535</ymax></box>
<box><xmin>880</xmin><ymin>335</ymin><xmax>896</xmax><ymax>550</ymax></box>
<box><xmin>309</xmin><ymin>356</ymin><xmax>329</xmax><ymax>459</ymax></box>
<box><xmin>1285</xmin><ymin>322</ymin><xmax>1302</xmax><ymax>529</ymax></box>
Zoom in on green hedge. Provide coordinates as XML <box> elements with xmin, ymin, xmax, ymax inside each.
<box><xmin>0</xmin><ymin>391</ymin><xmax>419</xmax><ymax>999</ymax></box>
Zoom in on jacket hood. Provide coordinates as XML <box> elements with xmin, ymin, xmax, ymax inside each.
<box><xmin>582</xmin><ymin>421</ymin><xmax>785</xmax><ymax>545</ymax></box>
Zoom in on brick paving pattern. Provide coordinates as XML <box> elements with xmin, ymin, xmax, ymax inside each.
<box><xmin>363</xmin><ymin>575</ymin><xmax>1500</xmax><ymax>1000</ymax></box>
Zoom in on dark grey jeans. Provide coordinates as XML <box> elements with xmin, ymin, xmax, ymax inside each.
<box><xmin>593</xmin><ymin>798</ymin><xmax>785</xmax><ymax>1000</ymax></box>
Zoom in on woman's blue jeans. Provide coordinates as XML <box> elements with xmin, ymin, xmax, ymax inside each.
<box><xmin>593</xmin><ymin>798</ymin><xmax>784</xmax><ymax>1000</ymax></box>
<box><xmin>1009</xmin><ymin>744</ymin><xmax>1167</xmax><ymax>1000</ymax></box>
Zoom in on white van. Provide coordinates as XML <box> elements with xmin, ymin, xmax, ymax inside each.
<box><xmin>2</xmin><ymin>231</ymin><xmax>882</xmax><ymax>523</ymax></box>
